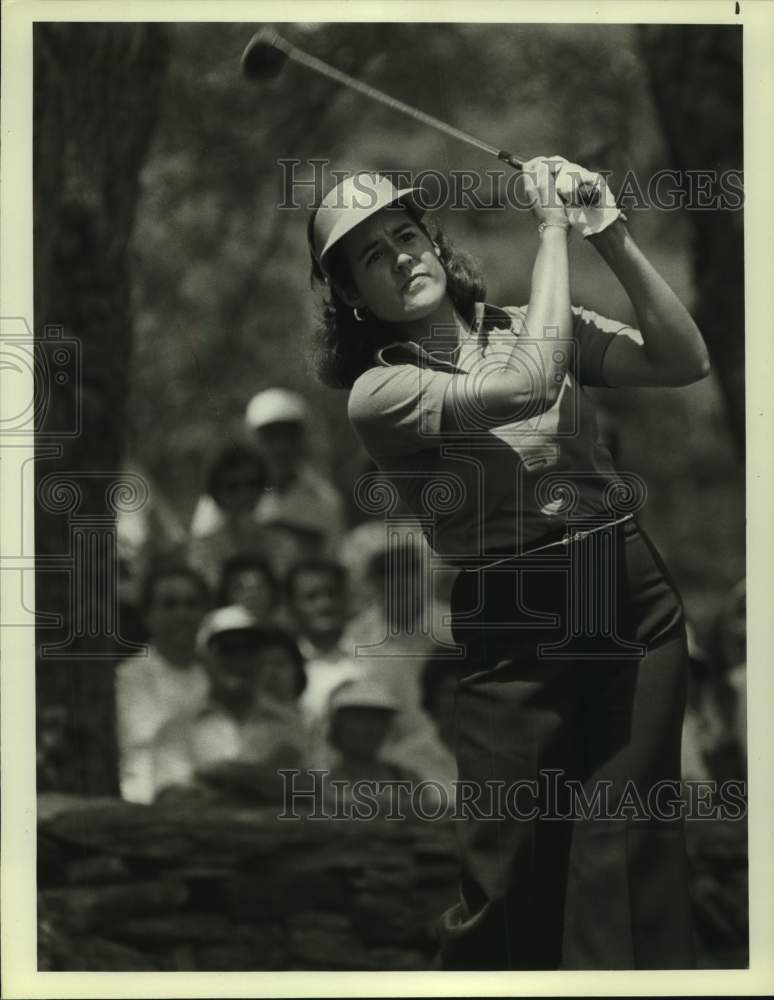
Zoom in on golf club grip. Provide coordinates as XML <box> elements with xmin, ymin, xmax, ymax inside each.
<box><xmin>498</xmin><ymin>150</ymin><xmax>601</xmax><ymax>207</ymax></box>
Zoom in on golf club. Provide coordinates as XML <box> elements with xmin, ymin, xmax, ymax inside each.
<box><xmin>241</xmin><ymin>29</ymin><xmax>601</xmax><ymax>206</ymax></box>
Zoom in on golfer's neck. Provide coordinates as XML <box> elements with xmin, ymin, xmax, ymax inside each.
<box><xmin>396</xmin><ymin>297</ymin><xmax>466</xmax><ymax>352</ymax></box>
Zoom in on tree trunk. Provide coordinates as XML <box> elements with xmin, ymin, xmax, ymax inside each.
<box><xmin>637</xmin><ymin>25</ymin><xmax>744</xmax><ymax>456</ymax></box>
<box><xmin>34</xmin><ymin>25</ymin><xmax>168</xmax><ymax>794</ymax></box>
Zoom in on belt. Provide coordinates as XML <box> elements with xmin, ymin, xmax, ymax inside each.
<box><xmin>469</xmin><ymin>513</ymin><xmax>635</xmax><ymax>573</ymax></box>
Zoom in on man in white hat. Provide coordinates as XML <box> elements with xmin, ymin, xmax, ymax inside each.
<box><xmin>245</xmin><ymin>387</ymin><xmax>346</xmax><ymax>559</ymax></box>
<box><xmin>154</xmin><ymin>605</ymin><xmax>306</xmax><ymax>792</ymax></box>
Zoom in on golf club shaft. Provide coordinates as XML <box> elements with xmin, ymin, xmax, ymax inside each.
<box><xmin>252</xmin><ymin>32</ymin><xmax>599</xmax><ymax>204</ymax></box>
<box><xmin>272</xmin><ymin>34</ymin><xmax>527</xmax><ymax>169</ymax></box>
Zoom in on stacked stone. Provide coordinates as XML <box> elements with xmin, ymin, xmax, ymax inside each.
<box><xmin>37</xmin><ymin>794</ymin><xmax>460</xmax><ymax>971</ymax></box>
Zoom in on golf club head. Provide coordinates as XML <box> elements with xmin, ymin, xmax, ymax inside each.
<box><xmin>241</xmin><ymin>29</ymin><xmax>290</xmax><ymax>81</ymax></box>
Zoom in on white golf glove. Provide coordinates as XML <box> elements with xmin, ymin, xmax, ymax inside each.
<box><xmin>554</xmin><ymin>160</ymin><xmax>623</xmax><ymax>238</ymax></box>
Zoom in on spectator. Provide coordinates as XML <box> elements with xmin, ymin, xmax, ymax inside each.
<box><xmin>341</xmin><ymin>457</ymin><xmax>458</xmax><ymax>615</ymax></box>
<box><xmin>153</xmin><ymin>607</ymin><xmax>309</xmax><ymax>797</ymax></box>
<box><xmin>381</xmin><ymin>653</ymin><xmax>459</xmax><ymax>801</ymax></box>
<box><xmin>245</xmin><ymin>388</ymin><xmax>347</xmax><ymax>559</ymax></box>
<box><xmin>115</xmin><ymin>462</ymin><xmax>188</xmax><ymax>644</ymax></box>
<box><xmin>345</xmin><ymin>540</ymin><xmax>457</xmax><ymax>755</ymax></box>
<box><xmin>116</xmin><ymin>461</ymin><xmax>188</xmax><ymax>597</ymax></box>
<box><xmin>217</xmin><ymin>553</ymin><xmax>282</xmax><ymax>626</ymax></box>
<box><xmin>286</xmin><ymin>559</ymin><xmax>368</xmax><ymax>730</ymax></box>
<box><xmin>115</xmin><ymin>564</ymin><xmax>210</xmax><ymax>804</ymax></box>
<box><xmin>339</xmin><ymin>464</ymin><xmax>428</xmax><ymax>617</ymax></box>
<box><xmin>324</xmin><ymin>680</ymin><xmax>420</xmax><ymax>808</ymax></box>
<box><xmin>187</xmin><ymin>440</ymin><xmax>300</xmax><ymax>588</ymax></box>
<box><xmin>239</xmin><ymin>626</ymin><xmax>309</xmax><ymax>767</ymax></box>
<box><xmin>188</xmin><ymin>391</ymin><xmax>346</xmax><ymax>563</ymax></box>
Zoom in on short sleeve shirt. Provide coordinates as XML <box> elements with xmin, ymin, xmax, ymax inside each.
<box><xmin>348</xmin><ymin>302</ymin><xmax>629</xmax><ymax>563</ymax></box>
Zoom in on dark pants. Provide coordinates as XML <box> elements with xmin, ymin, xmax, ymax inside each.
<box><xmin>438</xmin><ymin>518</ymin><xmax>696</xmax><ymax>970</ymax></box>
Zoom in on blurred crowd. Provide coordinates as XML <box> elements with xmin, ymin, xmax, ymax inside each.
<box><xmin>109</xmin><ymin>388</ymin><xmax>459</xmax><ymax>809</ymax></box>
<box><xmin>41</xmin><ymin>386</ymin><xmax>747</xmax><ymax>817</ymax></box>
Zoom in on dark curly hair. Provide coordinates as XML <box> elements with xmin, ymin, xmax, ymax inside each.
<box><xmin>307</xmin><ymin>203</ymin><xmax>486</xmax><ymax>389</ymax></box>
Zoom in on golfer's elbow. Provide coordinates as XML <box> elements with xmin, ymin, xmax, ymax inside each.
<box><xmin>479</xmin><ymin>370</ymin><xmax>560</xmax><ymax>420</ymax></box>
<box><xmin>693</xmin><ymin>339</ymin><xmax>713</xmax><ymax>381</ymax></box>
<box><xmin>684</xmin><ymin>354</ymin><xmax>712</xmax><ymax>384</ymax></box>
<box><xmin>651</xmin><ymin>314</ymin><xmax>712</xmax><ymax>385</ymax></box>
<box><xmin>660</xmin><ymin>348</ymin><xmax>712</xmax><ymax>386</ymax></box>
<box><xmin>444</xmin><ymin>370</ymin><xmax>559</xmax><ymax>432</ymax></box>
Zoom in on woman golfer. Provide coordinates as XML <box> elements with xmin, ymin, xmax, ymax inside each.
<box><xmin>306</xmin><ymin>160</ymin><xmax>709</xmax><ymax>970</ymax></box>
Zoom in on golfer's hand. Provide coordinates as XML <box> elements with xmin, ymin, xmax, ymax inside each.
<box><xmin>553</xmin><ymin>159</ymin><xmax>623</xmax><ymax>238</ymax></box>
<box><xmin>520</xmin><ymin>156</ymin><xmax>570</xmax><ymax>229</ymax></box>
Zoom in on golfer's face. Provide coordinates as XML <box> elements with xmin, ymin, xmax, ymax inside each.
<box><xmin>342</xmin><ymin>208</ymin><xmax>446</xmax><ymax>324</ymax></box>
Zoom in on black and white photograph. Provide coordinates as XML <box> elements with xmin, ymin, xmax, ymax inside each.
<box><xmin>1</xmin><ymin>1</ymin><xmax>772</xmax><ymax>995</ymax></box>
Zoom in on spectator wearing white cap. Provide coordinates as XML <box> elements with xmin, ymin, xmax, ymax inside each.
<box><xmin>324</xmin><ymin>680</ymin><xmax>421</xmax><ymax>803</ymax></box>
<box><xmin>245</xmin><ymin>388</ymin><xmax>347</xmax><ymax>561</ymax></box>
<box><xmin>151</xmin><ymin>606</ymin><xmax>309</xmax><ymax>799</ymax></box>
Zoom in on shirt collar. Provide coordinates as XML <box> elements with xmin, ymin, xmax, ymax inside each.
<box><xmin>373</xmin><ymin>302</ymin><xmax>513</xmax><ymax>370</ymax></box>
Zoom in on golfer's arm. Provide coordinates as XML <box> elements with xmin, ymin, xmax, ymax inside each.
<box><xmin>520</xmin><ymin>225</ymin><xmax>573</xmax><ymax>399</ymax></box>
<box><xmin>445</xmin><ymin>227</ymin><xmax>572</xmax><ymax>427</ymax></box>
<box><xmin>589</xmin><ymin>221</ymin><xmax>710</xmax><ymax>386</ymax></box>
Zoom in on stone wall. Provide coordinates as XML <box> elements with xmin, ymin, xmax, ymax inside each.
<box><xmin>37</xmin><ymin>793</ymin><xmax>459</xmax><ymax>971</ymax></box>
<box><xmin>38</xmin><ymin>793</ymin><xmax>748</xmax><ymax>970</ymax></box>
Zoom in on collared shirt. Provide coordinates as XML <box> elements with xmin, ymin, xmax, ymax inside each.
<box><xmin>347</xmin><ymin>301</ymin><xmax>630</xmax><ymax>562</ymax></box>
<box><xmin>115</xmin><ymin>645</ymin><xmax>210</xmax><ymax>804</ymax></box>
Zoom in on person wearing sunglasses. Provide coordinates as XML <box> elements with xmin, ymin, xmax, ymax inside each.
<box><xmin>187</xmin><ymin>439</ymin><xmax>300</xmax><ymax>588</ymax></box>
